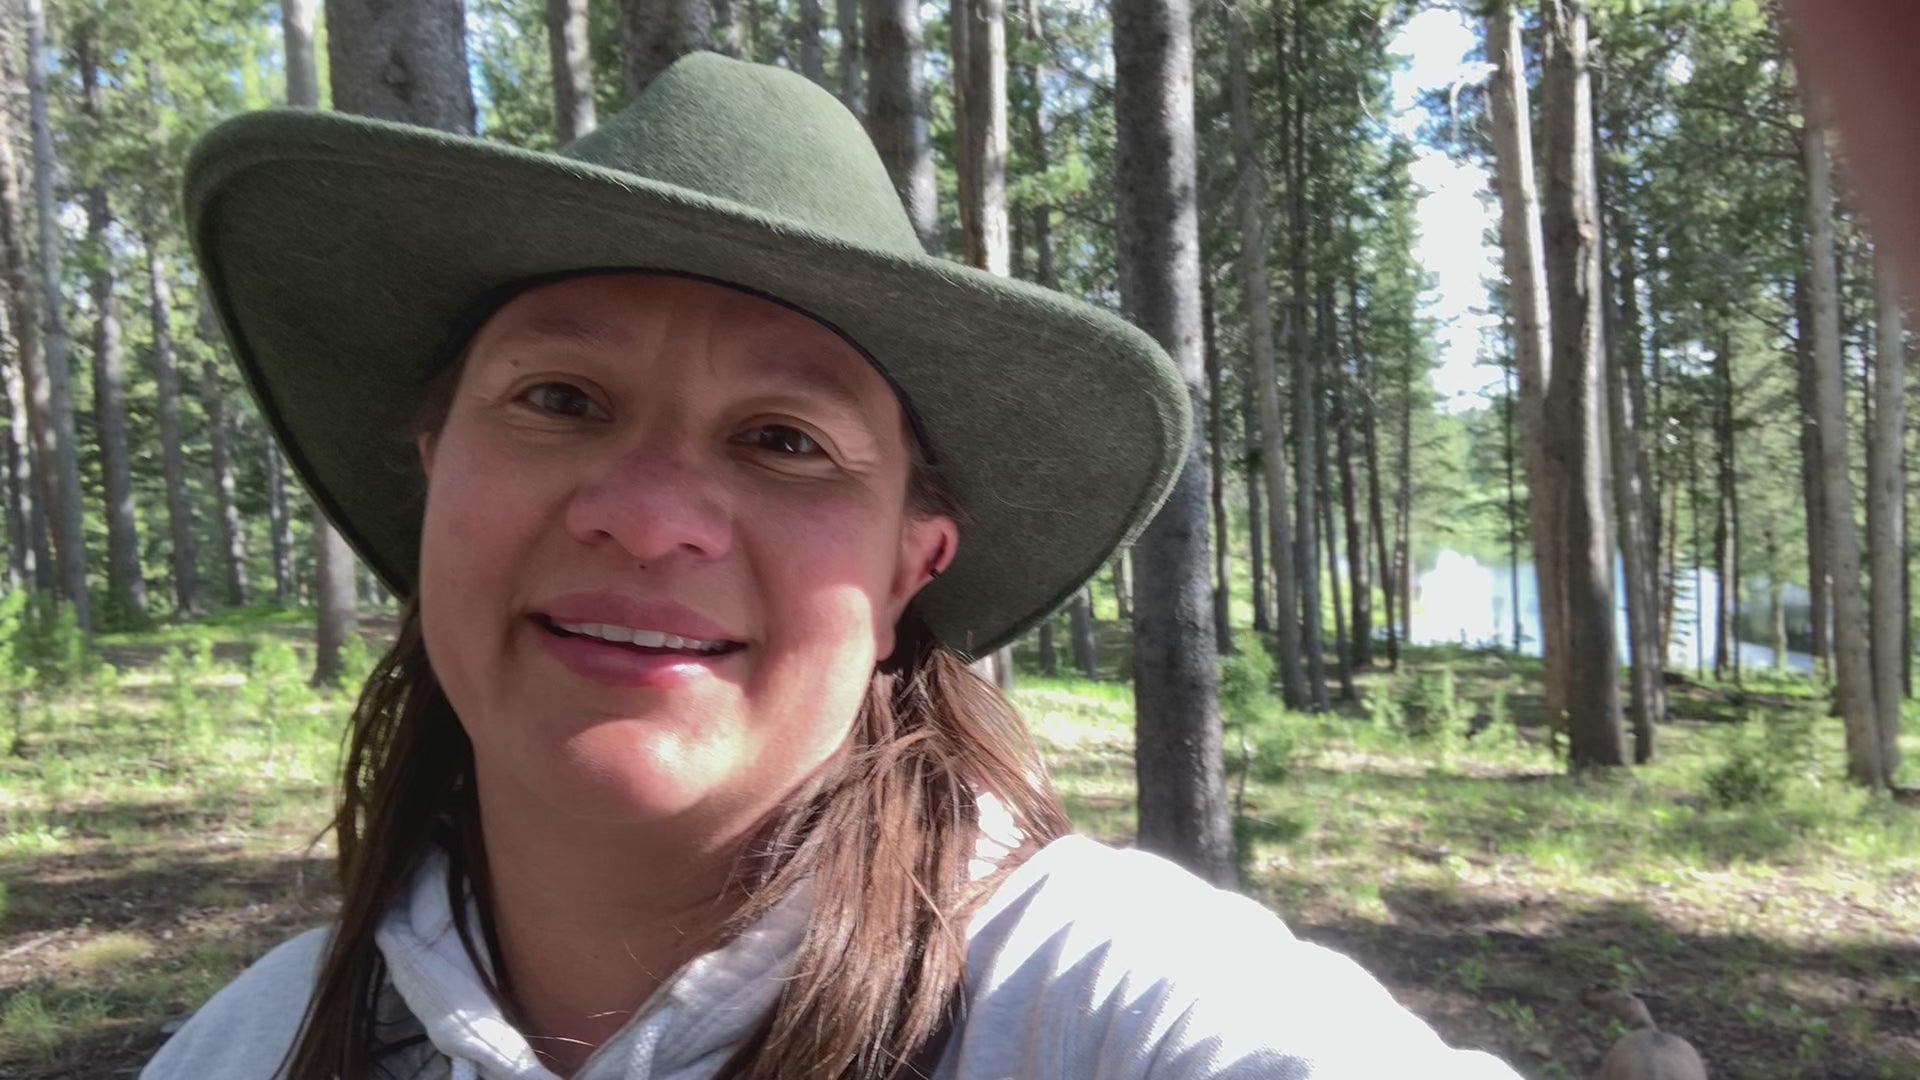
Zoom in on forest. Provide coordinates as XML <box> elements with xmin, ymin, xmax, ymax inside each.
<box><xmin>0</xmin><ymin>0</ymin><xmax>1913</xmax><ymax>1077</ymax></box>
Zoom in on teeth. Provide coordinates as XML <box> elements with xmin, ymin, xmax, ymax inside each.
<box><xmin>553</xmin><ymin>621</ymin><xmax>731</xmax><ymax>652</ymax></box>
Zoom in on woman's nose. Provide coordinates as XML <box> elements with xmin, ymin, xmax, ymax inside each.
<box><xmin>562</xmin><ymin>435</ymin><xmax>733</xmax><ymax>567</ymax></box>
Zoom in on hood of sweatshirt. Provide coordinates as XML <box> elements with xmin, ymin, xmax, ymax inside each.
<box><xmin>374</xmin><ymin>850</ymin><xmax>812</xmax><ymax>1080</ymax></box>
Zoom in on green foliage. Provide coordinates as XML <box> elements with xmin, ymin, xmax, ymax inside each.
<box><xmin>1704</xmin><ymin>707</ymin><xmax>1820</xmax><ymax>809</ymax></box>
<box><xmin>1397</xmin><ymin>665</ymin><xmax>1462</xmax><ymax>740</ymax></box>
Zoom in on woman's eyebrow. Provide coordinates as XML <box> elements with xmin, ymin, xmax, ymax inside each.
<box><xmin>491</xmin><ymin>311</ymin><xmax>629</xmax><ymax>353</ymax></box>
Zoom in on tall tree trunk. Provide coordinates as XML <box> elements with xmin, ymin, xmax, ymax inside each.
<box><xmin>1540</xmin><ymin>0</ymin><xmax>1623</xmax><ymax>768</ymax></box>
<box><xmin>1114</xmin><ymin>0</ymin><xmax>1234</xmax><ymax>886</ymax></box>
<box><xmin>1711</xmin><ymin>326</ymin><xmax>1736</xmax><ymax>681</ymax></box>
<box><xmin>323</xmin><ymin>0</ymin><xmax>475</xmax><ymax>679</ymax></box>
<box><xmin>1396</xmin><ymin>357</ymin><xmax>1413</xmax><ymax>651</ymax></box>
<box><xmin>79</xmin><ymin>31</ymin><xmax>146</xmax><ymax>628</ymax></box>
<box><xmin>266</xmin><ymin>438</ymin><xmax>294</xmax><ymax>603</ymax></box>
<box><xmin>1334</xmin><ymin>288</ymin><xmax>1370</xmax><ymax>669</ymax></box>
<box><xmin>1487</xmin><ymin>0</ymin><xmax>1564</xmax><ymax>730</ymax></box>
<box><xmin>837</xmin><ymin>0</ymin><xmax>862</xmax><ymax>118</ymax></box>
<box><xmin>1282</xmin><ymin>1</ymin><xmax>1326</xmax><ymax>713</ymax></box>
<box><xmin>1204</xmin><ymin>273</ymin><xmax>1233</xmax><ymax>653</ymax></box>
<box><xmin>1239</xmin><ymin>376</ymin><xmax>1269</xmax><ymax>634</ymax></box>
<box><xmin>547</xmin><ymin>0</ymin><xmax>598</xmax><ymax>141</ymax></box>
<box><xmin>1504</xmin><ymin>357</ymin><xmax>1523</xmax><ymax>652</ymax></box>
<box><xmin>328</xmin><ymin>0</ymin><xmax>477</xmax><ymax>126</ymax></box>
<box><xmin>1353</xmin><ymin>279</ymin><xmax>1396</xmax><ymax>668</ymax></box>
<box><xmin>1605</xmin><ymin>210</ymin><xmax>1661</xmax><ymax>762</ymax></box>
<box><xmin>1069</xmin><ymin>585</ymin><xmax>1096</xmax><ymax>678</ymax></box>
<box><xmin>148</xmin><ymin>241</ymin><xmax>199</xmax><ymax>617</ymax></box>
<box><xmin>1794</xmin><ymin>273</ymin><xmax>1831</xmax><ymax>680</ymax></box>
<box><xmin>0</xmin><ymin>3</ymin><xmax>47</xmax><ymax>595</ymax></box>
<box><xmin>1228</xmin><ymin>15</ymin><xmax>1304</xmax><ymax>705</ymax></box>
<box><xmin>617</xmin><ymin>0</ymin><xmax>710</xmax><ymax>97</ymax></box>
<box><xmin>1315</xmin><ymin>330</ymin><xmax>1354</xmax><ymax>703</ymax></box>
<box><xmin>1868</xmin><ymin>250</ymin><xmax>1905</xmax><ymax>784</ymax></box>
<box><xmin>26</xmin><ymin>0</ymin><xmax>87</xmax><ymax>630</ymax></box>
<box><xmin>712</xmin><ymin>0</ymin><xmax>741</xmax><ymax>58</ymax></box>
<box><xmin>797</xmin><ymin>0</ymin><xmax>826</xmax><ymax>85</ymax></box>
<box><xmin>283</xmin><ymin>0</ymin><xmax>320</xmax><ymax>107</ymax></box>
<box><xmin>863</xmin><ymin>0</ymin><xmax>937</xmax><ymax>253</ymax></box>
<box><xmin>202</xmin><ymin>349</ymin><xmax>250</xmax><ymax>608</ymax></box>
<box><xmin>1804</xmin><ymin>110</ymin><xmax>1882</xmax><ymax>788</ymax></box>
<box><xmin>1112</xmin><ymin>552</ymin><xmax>1131</xmax><ymax>620</ymax></box>
<box><xmin>1</xmin><ymin>313</ymin><xmax>30</xmax><ymax>593</ymax></box>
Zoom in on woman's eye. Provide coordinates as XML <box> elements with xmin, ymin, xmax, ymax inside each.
<box><xmin>746</xmin><ymin>425</ymin><xmax>823</xmax><ymax>456</ymax></box>
<box><xmin>520</xmin><ymin>382</ymin><xmax>603</xmax><ymax>419</ymax></box>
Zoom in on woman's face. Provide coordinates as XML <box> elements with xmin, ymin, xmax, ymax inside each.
<box><xmin>417</xmin><ymin>274</ymin><xmax>955</xmax><ymax>835</ymax></box>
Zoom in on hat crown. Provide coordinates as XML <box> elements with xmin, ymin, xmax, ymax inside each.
<box><xmin>559</xmin><ymin>54</ymin><xmax>922</xmax><ymax>255</ymax></box>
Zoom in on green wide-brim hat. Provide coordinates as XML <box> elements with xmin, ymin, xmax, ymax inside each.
<box><xmin>183</xmin><ymin>53</ymin><xmax>1187</xmax><ymax>656</ymax></box>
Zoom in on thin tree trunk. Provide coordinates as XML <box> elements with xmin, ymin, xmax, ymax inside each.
<box><xmin>1712</xmin><ymin>326</ymin><xmax>1736</xmax><ymax>681</ymax></box>
<box><xmin>712</xmin><ymin>0</ymin><xmax>741</xmax><ymax>58</ymax></box>
<box><xmin>26</xmin><ymin>0</ymin><xmax>86</xmax><ymax>629</ymax></box>
<box><xmin>0</xmin><ymin>3</ymin><xmax>46</xmax><ymax>596</ymax></box>
<box><xmin>1605</xmin><ymin>210</ymin><xmax>1660</xmax><ymax>761</ymax></box>
<box><xmin>1354</xmin><ymin>278</ymin><xmax>1396</xmax><ymax>668</ymax></box>
<box><xmin>204</xmin><ymin>352</ymin><xmax>249</xmax><ymax>608</ymax></box>
<box><xmin>1283</xmin><ymin>2</ymin><xmax>1326</xmax><ymax>713</ymax></box>
<box><xmin>79</xmin><ymin>30</ymin><xmax>145</xmax><ymax>628</ymax></box>
<box><xmin>617</xmin><ymin>0</ymin><xmax>710</xmax><ymax>97</ymax></box>
<box><xmin>797</xmin><ymin>0</ymin><xmax>826</xmax><ymax>85</ymax></box>
<box><xmin>1396</xmin><ymin>358</ymin><xmax>1413</xmax><ymax>651</ymax></box>
<box><xmin>956</xmin><ymin>0</ymin><xmax>1007</xmax><ymax>273</ymax></box>
<box><xmin>283</xmin><ymin>0</ymin><xmax>319</xmax><ymax>108</ymax></box>
<box><xmin>1540</xmin><ymin>0</ymin><xmax>1623</xmax><ymax>768</ymax></box>
<box><xmin>1505</xmin><ymin>357</ymin><xmax>1523</xmax><ymax>653</ymax></box>
<box><xmin>1805</xmin><ymin>109</ymin><xmax>1883</xmax><ymax>789</ymax></box>
<box><xmin>547</xmin><ymin>0</ymin><xmax>598</xmax><ymax>141</ymax></box>
<box><xmin>148</xmin><ymin>241</ymin><xmax>199</xmax><ymax>617</ymax></box>
<box><xmin>1487</xmin><ymin>0</ymin><xmax>1565</xmax><ymax>729</ymax></box>
<box><xmin>1069</xmin><ymin>585</ymin><xmax>1096</xmax><ymax>678</ymax></box>
<box><xmin>1204</xmin><ymin>272</ymin><xmax>1233</xmax><ymax>653</ymax></box>
<box><xmin>837</xmin><ymin>0</ymin><xmax>862</xmax><ymax>118</ymax></box>
<box><xmin>1240</xmin><ymin>376</ymin><xmax>1269</xmax><ymax>634</ymax></box>
<box><xmin>1315</xmin><ymin>332</ymin><xmax>1354</xmax><ymax>703</ymax></box>
<box><xmin>266</xmin><ymin>437</ymin><xmax>294</xmax><ymax>604</ymax></box>
<box><xmin>1112</xmin><ymin>553</ymin><xmax>1131</xmax><ymax>620</ymax></box>
<box><xmin>1794</xmin><ymin>273</ymin><xmax>1831</xmax><ymax>680</ymax></box>
<box><xmin>1228</xmin><ymin>14</ymin><xmax>1304</xmax><ymax>706</ymax></box>
<box><xmin>1</xmin><ymin>311</ymin><xmax>29</xmax><ymax>593</ymax></box>
<box><xmin>1868</xmin><ymin>250</ymin><xmax>1905</xmax><ymax>784</ymax></box>
<box><xmin>863</xmin><ymin>0</ymin><xmax>937</xmax><ymax>253</ymax></box>
<box><xmin>1333</xmin><ymin>288</ymin><xmax>1370</xmax><ymax>669</ymax></box>
<box><xmin>1114</xmin><ymin>0</ymin><xmax>1234</xmax><ymax>885</ymax></box>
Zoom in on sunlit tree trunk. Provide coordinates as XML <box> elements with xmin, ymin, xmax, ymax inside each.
<box><xmin>1334</xmin><ymin>287</ymin><xmax>1370</xmax><ymax>669</ymax></box>
<box><xmin>1316</xmin><ymin>292</ymin><xmax>1353</xmax><ymax>701</ymax></box>
<box><xmin>1069</xmin><ymin>585</ymin><xmax>1097</xmax><ymax>678</ymax></box>
<box><xmin>1204</xmin><ymin>273</ymin><xmax>1233</xmax><ymax>653</ymax></box>
<box><xmin>1711</xmin><ymin>325</ymin><xmax>1736</xmax><ymax>681</ymax></box>
<box><xmin>547</xmin><ymin>0</ymin><xmax>598</xmax><ymax>141</ymax></box>
<box><xmin>1115</xmin><ymin>0</ymin><xmax>1234</xmax><ymax>885</ymax></box>
<box><xmin>1239</xmin><ymin>377</ymin><xmax>1269</xmax><ymax>634</ymax></box>
<box><xmin>1804</xmin><ymin>109</ymin><xmax>1882</xmax><ymax>788</ymax></box>
<box><xmin>0</xmin><ymin>3</ymin><xmax>47</xmax><ymax>595</ymax></box>
<box><xmin>1353</xmin><ymin>279</ymin><xmax>1395</xmax><ymax>668</ymax></box>
<box><xmin>1228</xmin><ymin>13</ymin><xmax>1305</xmax><ymax>706</ymax></box>
<box><xmin>1487</xmin><ymin>0</ymin><xmax>1563</xmax><ymax>731</ymax></box>
<box><xmin>1867</xmin><ymin>250</ymin><xmax>1905</xmax><ymax>784</ymax></box>
<box><xmin>1605</xmin><ymin>210</ymin><xmax>1661</xmax><ymax>761</ymax></box>
<box><xmin>283</xmin><ymin>0</ymin><xmax>319</xmax><ymax>107</ymax></box>
<box><xmin>1540</xmin><ymin>0</ymin><xmax>1623</xmax><ymax>768</ymax></box>
<box><xmin>837</xmin><ymin>0</ymin><xmax>862</xmax><ymax>118</ymax></box>
<box><xmin>1793</xmin><ymin>274</ymin><xmax>1831</xmax><ymax>680</ymax></box>
<box><xmin>864</xmin><ymin>0</ymin><xmax>937</xmax><ymax>252</ymax></box>
<box><xmin>26</xmin><ymin>0</ymin><xmax>86</xmax><ymax>629</ymax></box>
<box><xmin>1280</xmin><ymin>0</ymin><xmax>1326</xmax><ymax>712</ymax></box>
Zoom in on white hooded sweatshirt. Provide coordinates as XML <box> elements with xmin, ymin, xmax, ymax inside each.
<box><xmin>143</xmin><ymin>835</ymin><xmax>1522</xmax><ymax>1080</ymax></box>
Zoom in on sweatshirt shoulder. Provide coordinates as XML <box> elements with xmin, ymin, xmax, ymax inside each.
<box><xmin>957</xmin><ymin>836</ymin><xmax>1520</xmax><ymax>1080</ymax></box>
<box><xmin>141</xmin><ymin>926</ymin><xmax>333</xmax><ymax>1080</ymax></box>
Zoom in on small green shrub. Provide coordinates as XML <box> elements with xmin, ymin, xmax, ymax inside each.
<box><xmin>1398</xmin><ymin>666</ymin><xmax>1461</xmax><ymax>740</ymax></box>
<box><xmin>1705</xmin><ymin>735</ymin><xmax>1784</xmax><ymax>809</ymax></box>
<box><xmin>1218</xmin><ymin>638</ymin><xmax>1278</xmax><ymax>730</ymax></box>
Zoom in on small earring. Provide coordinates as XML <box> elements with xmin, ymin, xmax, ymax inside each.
<box><xmin>928</xmin><ymin>565</ymin><xmax>944</xmax><ymax>579</ymax></box>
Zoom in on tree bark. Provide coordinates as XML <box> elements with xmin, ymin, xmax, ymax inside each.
<box><xmin>1280</xmin><ymin>0</ymin><xmax>1326</xmax><ymax>713</ymax></box>
<box><xmin>1487</xmin><ymin>0</ymin><xmax>1565</xmax><ymax>731</ymax></box>
<box><xmin>1711</xmin><ymin>326</ymin><xmax>1736</xmax><ymax>681</ymax></box>
<box><xmin>1353</xmin><ymin>279</ymin><xmax>1395</xmax><ymax>668</ymax></box>
<box><xmin>1114</xmin><ymin>0</ymin><xmax>1235</xmax><ymax>885</ymax></box>
<box><xmin>266</xmin><ymin>438</ymin><xmax>294</xmax><ymax>603</ymax></box>
<box><xmin>1228</xmin><ymin>15</ymin><xmax>1305</xmax><ymax>706</ymax></box>
<box><xmin>1204</xmin><ymin>272</ymin><xmax>1233</xmax><ymax>653</ymax></box>
<box><xmin>1868</xmin><ymin>250</ymin><xmax>1905</xmax><ymax>784</ymax></box>
<box><xmin>1604</xmin><ymin>210</ymin><xmax>1661</xmax><ymax>762</ymax></box>
<box><xmin>203</xmin><ymin>350</ymin><xmax>250</xmax><ymax>608</ymax></box>
<box><xmin>148</xmin><ymin>241</ymin><xmax>199</xmax><ymax>617</ymax></box>
<box><xmin>863</xmin><ymin>0</ymin><xmax>937</xmax><ymax>253</ymax></box>
<box><xmin>547</xmin><ymin>0</ymin><xmax>598</xmax><ymax>141</ymax></box>
<box><xmin>283</xmin><ymin>0</ymin><xmax>320</xmax><ymax>108</ymax></box>
<box><xmin>956</xmin><ymin>0</ymin><xmax>1007</xmax><ymax>273</ymax></box>
<box><xmin>1334</xmin><ymin>288</ymin><xmax>1370</xmax><ymax>669</ymax></box>
<box><xmin>837</xmin><ymin>0</ymin><xmax>862</xmax><ymax>118</ymax></box>
<box><xmin>1069</xmin><ymin>585</ymin><xmax>1096</xmax><ymax>678</ymax></box>
<box><xmin>1316</xmin><ymin>346</ymin><xmax>1353</xmax><ymax>703</ymax></box>
<box><xmin>796</xmin><ymin>0</ymin><xmax>826</xmax><ymax>86</ymax></box>
<box><xmin>26</xmin><ymin>0</ymin><xmax>86</xmax><ymax>629</ymax></box>
<box><xmin>1804</xmin><ymin>109</ymin><xmax>1882</xmax><ymax>788</ymax></box>
<box><xmin>1239</xmin><ymin>375</ymin><xmax>1269</xmax><ymax>634</ymax></box>
<box><xmin>1</xmin><ymin>308</ymin><xmax>30</xmax><ymax>593</ymax></box>
<box><xmin>711</xmin><ymin>0</ymin><xmax>741</xmax><ymax>58</ymax></box>
<box><xmin>1794</xmin><ymin>274</ymin><xmax>1831</xmax><ymax>680</ymax></box>
<box><xmin>79</xmin><ymin>31</ymin><xmax>146</xmax><ymax>628</ymax></box>
<box><xmin>1540</xmin><ymin>0</ymin><xmax>1623</xmax><ymax>768</ymax></box>
<box><xmin>328</xmin><ymin>0</ymin><xmax>477</xmax><ymax>127</ymax></box>
<box><xmin>0</xmin><ymin>3</ymin><xmax>46</xmax><ymax>595</ymax></box>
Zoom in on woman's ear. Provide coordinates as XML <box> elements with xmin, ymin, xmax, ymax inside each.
<box><xmin>878</xmin><ymin>515</ymin><xmax>957</xmax><ymax>656</ymax></box>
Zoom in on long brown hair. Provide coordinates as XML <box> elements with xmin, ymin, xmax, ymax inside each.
<box><xmin>283</xmin><ymin>462</ymin><xmax>1070</xmax><ymax>1080</ymax></box>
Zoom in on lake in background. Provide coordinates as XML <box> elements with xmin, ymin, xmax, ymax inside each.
<box><xmin>1408</xmin><ymin>549</ymin><xmax>1817</xmax><ymax>674</ymax></box>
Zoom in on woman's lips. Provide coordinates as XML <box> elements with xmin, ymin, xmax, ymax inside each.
<box><xmin>534</xmin><ymin>616</ymin><xmax>745</xmax><ymax>688</ymax></box>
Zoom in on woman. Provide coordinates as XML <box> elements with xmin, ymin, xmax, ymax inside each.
<box><xmin>149</xmin><ymin>54</ymin><xmax>1518</xmax><ymax>1080</ymax></box>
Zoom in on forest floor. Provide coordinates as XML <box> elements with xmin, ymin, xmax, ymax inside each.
<box><xmin>0</xmin><ymin>614</ymin><xmax>1916</xmax><ymax>1078</ymax></box>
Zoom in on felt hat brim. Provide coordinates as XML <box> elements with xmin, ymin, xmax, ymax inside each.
<box><xmin>185</xmin><ymin>107</ymin><xmax>1187</xmax><ymax>656</ymax></box>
